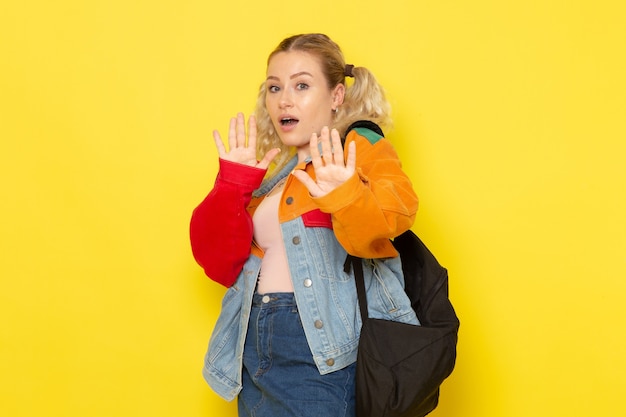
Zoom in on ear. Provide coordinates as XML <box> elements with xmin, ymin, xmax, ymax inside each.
<box><xmin>331</xmin><ymin>83</ymin><xmax>346</xmax><ymax>110</ymax></box>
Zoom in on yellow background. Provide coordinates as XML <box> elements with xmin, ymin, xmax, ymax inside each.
<box><xmin>1</xmin><ymin>1</ymin><xmax>625</xmax><ymax>416</ymax></box>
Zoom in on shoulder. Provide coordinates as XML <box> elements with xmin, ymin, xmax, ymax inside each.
<box><xmin>344</xmin><ymin>120</ymin><xmax>385</xmax><ymax>145</ymax></box>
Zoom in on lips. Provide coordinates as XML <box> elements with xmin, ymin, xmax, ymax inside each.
<box><xmin>277</xmin><ymin>114</ymin><xmax>299</xmax><ymax>132</ymax></box>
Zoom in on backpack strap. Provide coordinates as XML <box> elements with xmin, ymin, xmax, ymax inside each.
<box><xmin>343</xmin><ymin>120</ymin><xmax>385</xmax><ymax>146</ymax></box>
<box><xmin>344</xmin><ymin>254</ymin><xmax>369</xmax><ymax>321</ymax></box>
<box><xmin>344</xmin><ymin>120</ymin><xmax>384</xmax><ymax>138</ymax></box>
<box><xmin>347</xmin><ymin>256</ymin><xmax>369</xmax><ymax>321</ymax></box>
<box><xmin>342</xmin><ymin>120</ymin><xmax>385</xmax><ymax>322</ymax></box>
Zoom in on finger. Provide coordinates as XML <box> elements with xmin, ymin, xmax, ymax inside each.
<box><xmin>236</xmin><ymin>112</ymin><xmax>246</xmax><ymax>147</ymax></box>
<box><xmin>291</xmin><ymin>170</ymin><xmax>323</xmax><ymax>197</ymax></box>
<box><xmin>227</xmin><ymin>117</ymin><xmax>237</xmax><ymax>151</ymax></box>
<box><xmin>213</xmin><ymin>130</ymin><xmax>227</xmax><ymax>157</ymax></box>
<box><xmin>309</xmin><ymin>132</ymin><xmax>323</xmax><ymax>170</ymax></box>
<box><xmin>320</xmin><ymin>126</ymin><xmax>333</xmax><ymax>163</ymax></box>
<box><xmin>247</xmin><ymin>115</ymin><xmax>257</xmax><ymax>150</ymax></box>
<box><xmin>345</xmin><ymin>140</ymin><xmax>357</xmax><ymax>172</ymax></box>
<box><xmin>257</xmin><ymin>148</ymin><xmax>281</xmax><ymax>170</ymax></box>
<box><xmin>330</xmin><ymin>128</ymin><xmax>344</xmax><ymax>166</ymax></box>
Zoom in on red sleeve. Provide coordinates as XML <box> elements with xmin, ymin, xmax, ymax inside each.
<box><xmin>189</xmin><ymin>159</ymin><xmax>266</xmax><ymax>287</ymax></box>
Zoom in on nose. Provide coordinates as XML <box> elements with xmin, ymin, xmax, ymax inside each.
<box><xmin>279</xmin><ymin>89</ymin><xmax>293</xmax><ymax>109</ymax></box>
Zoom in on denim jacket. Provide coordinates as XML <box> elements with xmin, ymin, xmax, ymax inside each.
<box><xmin>191</xmin><ymin>127</ymin><xmax>420</xmax><ymax>401</ymax></box>
<box><xmin>202</xmin><ymin>224</ymin><xmax>420</xmax><ymax>400</ymax></box>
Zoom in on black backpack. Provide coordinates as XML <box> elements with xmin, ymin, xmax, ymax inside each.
<box><xmin>344</xmin><ymin>121</ymin><xmax>460</xmax><ymax>417</ymax></box>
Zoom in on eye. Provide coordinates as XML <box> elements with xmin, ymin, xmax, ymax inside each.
<box><xmin>296</xmin><ymin>83</ymin><xmax>309</xmax><ymax>90</ymax></box>
<box><xmin>268</xmin><ymin>85</ymin><xmax>280</xmax><ymax>93</ymax></box>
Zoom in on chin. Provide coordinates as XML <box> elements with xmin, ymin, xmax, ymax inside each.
<box><xmin>278</xmin><ymin>132</ymin><xmax>309</xmax><ymax>148</ymax></box>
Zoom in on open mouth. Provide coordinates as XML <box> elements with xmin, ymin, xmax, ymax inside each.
<box><xmin>280</xmin><ymin>118</ymin><xmax>299</xmax><ymax>126</ymax></box>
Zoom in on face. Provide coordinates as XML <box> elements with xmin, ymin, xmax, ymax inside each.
<box><xmin>265</xmin><ymin>51</ymin><xmax>344</xmax><ymax>159</ymax></box>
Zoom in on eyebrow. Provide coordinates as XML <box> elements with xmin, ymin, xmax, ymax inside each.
<box><xmin>266</xmin><ymin>71</ymin><xmax>314</xmax><ymax>81</ymax></box>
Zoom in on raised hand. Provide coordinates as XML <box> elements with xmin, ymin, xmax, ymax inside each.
<box><xmin>213</xmin><ymin>112</ymin><xmax>280</xmax><ymax>170</ymax></box>
<box><xmin>292</xmin><ymin>126</ymin><xmax>356</xmax><ymax>197</ymax></box>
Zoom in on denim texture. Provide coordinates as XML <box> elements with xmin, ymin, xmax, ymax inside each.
<box><xmin>238</xmin><ymin>293</ymin><xmax>356</xmax><ymax>417</ymax></box>
<box><xmin>202</xmin><ymin>161</ymin><xmax>420</xmax><ymax>402</ymax></box>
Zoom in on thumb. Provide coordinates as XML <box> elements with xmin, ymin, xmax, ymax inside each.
<box><xmin>256</xmin><ymin>148</ymin><xmax>281</xmax><ymax>170</ymax></box>
<box><xmin>291</xmin><ymin>169</ymin><xmax>324</xmax><ymax>198</ymax></box>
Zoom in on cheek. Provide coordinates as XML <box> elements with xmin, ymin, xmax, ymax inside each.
<box><xmin>313</xmin><ymin>105</ymin><xmax>335</xmax><ymax>126</ymax></box>
<box><xmin>304</xmin><ymin>97</ymin><xmax>331</xmax><ymax>119</ymax></box>
<box><xmin>265</xmin><ymin>97</ymin><xmax>280</xmax><ymax>123</ymax></box>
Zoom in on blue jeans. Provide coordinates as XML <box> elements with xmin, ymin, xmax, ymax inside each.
<box><xmin>238</xmin><ymin>293</ymin><xmax>356</xmax><ymax>417</ymax></box>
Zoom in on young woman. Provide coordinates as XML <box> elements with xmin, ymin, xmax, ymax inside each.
<box><xmin>190</xmin><ymin>33</ymin><xmax>419</xmax><ymax>417</ymax></box>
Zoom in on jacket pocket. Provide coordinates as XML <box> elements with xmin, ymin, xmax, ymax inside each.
<box><xmin>368</xmin><ymin>259</ymin><xmax>419</xmax><ymax>324</ymax></box>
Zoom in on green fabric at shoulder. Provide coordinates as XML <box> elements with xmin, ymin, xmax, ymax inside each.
<box><xmin>353</xmin><ymin>127</ymin><xmax>384</xmax><ymax>145</ymax></box>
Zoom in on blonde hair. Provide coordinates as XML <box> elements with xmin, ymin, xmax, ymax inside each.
<box><xmin>255</xmin><ymin>33</ymin><xmax>392</xmax><ymax>173</ymax></box>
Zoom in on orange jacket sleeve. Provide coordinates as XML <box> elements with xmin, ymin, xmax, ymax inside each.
<box><xmin>313</xmin><ymin>128</ymin><xmax>419</xmax><ymax>259</ymax></box>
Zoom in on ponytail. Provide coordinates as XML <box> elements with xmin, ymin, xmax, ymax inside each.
<box><xmin>334</xmin><ymin>66</ymin><xmax>392</xmax><ymax>136</ymax></box>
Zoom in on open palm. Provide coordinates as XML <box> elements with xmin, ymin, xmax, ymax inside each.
<box><xmin>213</xmin><ymin>113</ymin><xmax>279</xmax><ymax>169</ymax></box>
<box><xmin>292</xmin><ymin>127</ymin><xmax>356</xmax><ymax>197</ymax></box>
